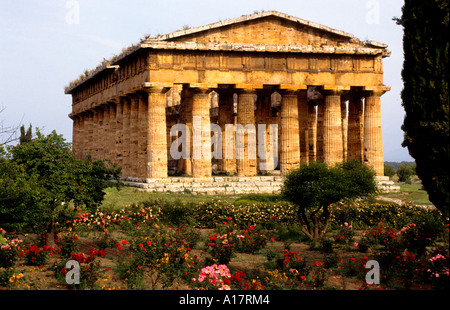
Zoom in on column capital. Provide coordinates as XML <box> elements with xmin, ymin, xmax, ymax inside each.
<box><xmin>363</xmin><ymin>85</ymin><xmax>390</xmax><ymax>96</ymax></box>
<box><xmin>143</xmin><ymin>86</ymin><xmax>170</xmax><ymax>94</ymax></box>
<box><xmin>190</xmin><ymin>87</ymin><xmax>212</xmax><ymax>95</ymax></box>
<box><xmin>68</xmin><ymin>113</ymin><xmax>78</xmax><ymax>120</ymax></box>
<box><xmin>322</xmin><ymin>85</ymin><xmax>350</xmax><ymax>96</ymax></box>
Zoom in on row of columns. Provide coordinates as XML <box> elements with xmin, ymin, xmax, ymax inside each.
<box><xmin>71</xmin><ymin>85</ymin><xmax>386</xmax><ymax>179</ymax></box>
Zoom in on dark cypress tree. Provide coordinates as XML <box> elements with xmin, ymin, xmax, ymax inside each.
<box><xmin>19</xmin><ymin>124</ymin><xmax>33</xmax><ymax>144</ymax></box>
<box><xmin>397</xmin><ymin>0</ymin><xmax>449</xmax><ymax>215</ymax></box>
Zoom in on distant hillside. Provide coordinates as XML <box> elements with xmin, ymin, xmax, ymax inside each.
<box><xmin>384</xmin><ymin>161</ymin><xmax>415</xmax><ymax>170</ymax></box>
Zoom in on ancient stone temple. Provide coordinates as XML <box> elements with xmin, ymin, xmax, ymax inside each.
<box><xmin>66</xmin><ymin>11</ymin><xmax>391</xmax><ymax>188</ymax></box>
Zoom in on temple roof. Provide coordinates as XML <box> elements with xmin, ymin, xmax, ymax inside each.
<box><xmin>153</xmin><ymin>10</ymin><xmax>356</xmax><ymax>42</ymax></box>
<box><xmin>65</xmin><ymin>10</ymin><xmax>389</xmax><ymax>94</ymax></box>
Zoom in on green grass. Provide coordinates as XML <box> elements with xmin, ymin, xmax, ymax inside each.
<box><xmin>380</xmin><ymin>183</ymin><xmax>433</xmax><ymax>205</ymax></box>
<box><xmin>102</xmin><ymin>177</ymin><xmax>434</xmax><ymax>211</ymax></box>
<box><xmin>101</xmin><ymin>186</ymin><xmax>241</xmax><ymax>210</ymax></box>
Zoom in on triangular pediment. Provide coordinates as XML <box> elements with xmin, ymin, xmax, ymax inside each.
<box><xmin>151</xmin><ymin>11</ymin><xmax>384</xmax><ymax>48</ymax></box>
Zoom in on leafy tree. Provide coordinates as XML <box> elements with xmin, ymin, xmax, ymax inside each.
<box><xmin>384</xmin><ymin>163</ymin><xmax>396</xmax><ymax>178</ymax></box>
<box><xmin>396</xmin><ymin>0</ymin><xmax>449</xmax><ymax>215</ymax></box>
<box><xmin>0</xmin><ymin>160</ymin><xmax>42</xmax><ymax>232</ymax></box>
<box><xmin>0</xmin><ymin>129</ymin><xmax>121</xmax><ymax>246</ymax></box>
<box><xmin>396</xmin><ymin>162</ymin><xmax>416</xmax><ymax>183</ymax></box>
<box><xmin>281</xmin><ymin>160</ymin><xmax>377</xmax><ymax>241</ymax></box>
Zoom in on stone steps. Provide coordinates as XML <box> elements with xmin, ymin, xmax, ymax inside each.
<box><xmin>375</xmin><ymin>176</ymin><xmax>401</xmax><ymax>193</ymax></box>
<box><xmin>122</xmin><ymin>175</ymin><xmax>400</xmax><ymax>195</ymax></box>
<box><xmin>123</xmin><ymin>175</ymin><xmax>283</xmax><ymax>195</ymax></box>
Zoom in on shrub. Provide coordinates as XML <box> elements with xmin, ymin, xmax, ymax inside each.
<box><xmin>0</xmin><ymin>229</ymin><xmax>22</xmax><ymax>268</ymax></box>
<box><xmin>57</xmin><ymin>234</ymin><xmax>79</xmax><ymax>259</ymax></box>
<box><xmin>191</xmin><ymin>264</ymin><xmax>232</xmax><ymax>290</ymax></box>
<box><xmin>56</xmin><ymin>248</ymin><xmax>106</xmax><ymax>289</ymax></box>
<box><xmin>425</xmin><ymin>247</ymin><xmax>449</xmax><ymax>289</ymax></box>
<box><xmin>205</xmin><ymin>233</ymin><xmax>236</xmax><ymax>265</ymax></box>
<box><xmin>142</xmin><ymin>199</ymin><xmax>194</xmax><ymax>226</ymax></box>
<box><xmin>281</xmin><ymin>160</ymin><xmax>377</xmax><ymax>241</ymax></box>
<box><xmin>329</xmin><ymin>200</ymin><xmax>445</xmax><ymax>230</ymax></box>
<box><xmin>333</xmin><ymin>222</ymin><xmax>355</xmax><ymax>246</ymax></box>
<box><xmin>193</xmin><ymin>199</ymin><xmax>296</xmax><ymax>229</ymax></box>
<box><xmin>235</xmin><ymin>225</ymin><xmax>273</xmax><ymax>254</ymax></box>
<box><xmin>23</xmin><ymin>245</ymin><xmax>55</xmax><ymax>266</ymax></box>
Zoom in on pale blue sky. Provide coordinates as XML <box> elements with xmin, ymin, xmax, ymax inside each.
<box><xmin>0</xmin><ymin>0</ymin><xmax>412</xmax><ymax>161</ymax></box>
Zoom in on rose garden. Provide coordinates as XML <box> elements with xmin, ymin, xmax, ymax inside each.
<box><xmin>1</xmin><ymin>132</ymin><xmax>448</xmax><ymax>291</ymax></box>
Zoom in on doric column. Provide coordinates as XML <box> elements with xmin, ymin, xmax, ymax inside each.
<box><xmin>364</xmin><ymin>89</ymin><xmax>385</xmax><ymax>176</ymax></box>
<box><xmin>347</xmin><ymin>91</ymin><xmax>364</xmax><ymax>161</ymax></box>
<box><xmin>177</xmin><ymin>88</ymin><xmax>193</xmax><ymax>175</ymax></box>
<box><xmin>146</xmin><ymin>87</ymin><xmax>169</xmax><ymax>178</ymax></box>
<box><xmin>322</xmin><ymin>89</ymin><xmax>344</xmax><ymax>166</ymax></box>
<box><xmin>307</xmin><ymin>103</ymin><xmax>317</xmax><ymax>162</ymax></box>
<box><xmin>115</xmin><ymin>100</ymin><xmax>124</xmax><ymax>172</ymax></box>
<box><xmin>102</xmin><ymin>105</ymin><xmax>110</xmax><ymax>160</ymax></box>
<box><xmin>98</xmin><ymin>108</ymin><xmax>105</xmax><ymax>159</ymax></box>
<box><xmin>236</xmin><ymin>89</ymin><xmax>257</xmax><ymax>177</ymax></box>
<box><xmin>341</xmin><ymin>100</ymin><xmax>348</xmax><ymax>161</ymax></box>
<box><xmin>129</xmin><ymin>95</ymin><xmax>139</xmax><ymax>178</ymax></box>
<box><xmin>92</xmin><ymin>109</ymin><xmax>99</xmax><ymax>161</ymax></box>
<box><xmin>121</xmin><ymin>97</ymin><xmax>131</xmax><ymax>177</ymax></box>
<box><xmin>218</xmin><ymin>90</ymin><xmax>236</xmax><ymax>173</ymax></box>
<box><xmin>298</xmin><ymin>90</ymin><xmax>309</xmax><ymax>165</ymax></box>
<box><xmin>316</xmin><ymin>101</ymin><xmax>324</xmax><ymax>162</ymax></box>
<box><xmin>137</xmin><ymin>93</ymin><xmax>147</xmax><ymax>178</ymax></box>
<box><xmin>191</xmin><ymin>87</ymin><xmax>212</xmax><ymax>178</ymax></box>
<box><xmin>255</xmin><ymin>94</ymin><xmax>276</xmax><ymax>172</ymax></box>
<box><xmin>279</xmin><ymin>90</ymin><xmax>300</xmax><ymax>174</ymax></box>
<box><xmin>108</xmin><ymin>102</ymin><xmax>117</xmax><ymax>165</ymax></box>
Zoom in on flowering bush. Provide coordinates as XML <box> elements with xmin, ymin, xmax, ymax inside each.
<box><xmin>310</xmin><ymin>261</ymin><xmax>329</xmax><ymax>288</ymax></box>
<box><xmin>116</xmin><ymin>225</ymin><xmax>202</xmax><ymax>289</ymax></box>
<box><xmin>206</xmin><ymin>233</ymin><xmax>235</xmax><ymax>264</ymax></box>
<box><xmin>266</xmin><ymin>249</ymin><xmax>308</xmax><ymax>277</ymax></box>
<box><xmin>262</xmin><ymin>269</ymin><xmax>294</xmax><ymax>290</ymax></box>
<box><xmin>397</xmin><ymin>221</ymin><xmax>442</xmax><ymax>257</ymax></box>
<box><xmin>333</xmin><ymin>222</ymin><xmax>355</xmax><ymax>245</ymax></box>
<box><xmin>193</xmin><ymin>200</ymin><xmax>296</xmax><ymax>229</ymax></box>
<box><xmin>236</xmin><ymin>225</ymin><xmax>273</xmax><ymax>254</ymax></box>
<box><xmin>0</xmin><ymin>229</ymin><xmax>22</xmax><ymax>268</ymax></box>
<box><xmin>329</xmin><ymin>200</ymin><xmax>444</xmax><ymax>230</ymax></box>
<box><xmin>22</xmin><ymin>244</ymin><xmax>55</xmax><ymax>266</ymax></box>
<box><xmin>192</xmin><ymin>264</ymin><xmax>231</xmax><ymax>290</ymax></box>
<box><xmin>56</xmin><ymin>248</ymin><xmax>106</xmax><ymax>289</ymax></box>
<box><xmin>426</xmin><ymin>247</ymin><xmax>449</xmax><ymax>289</ymax></box>
<box><xmin>56</xmin><ymin>234</ymin><xmax>79</xmax><ymax>258</ymax></box>
<box><xmin>359</xmin><ymin>222</ymin><xmax>397</xmax><ymax>248</ymax></box>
